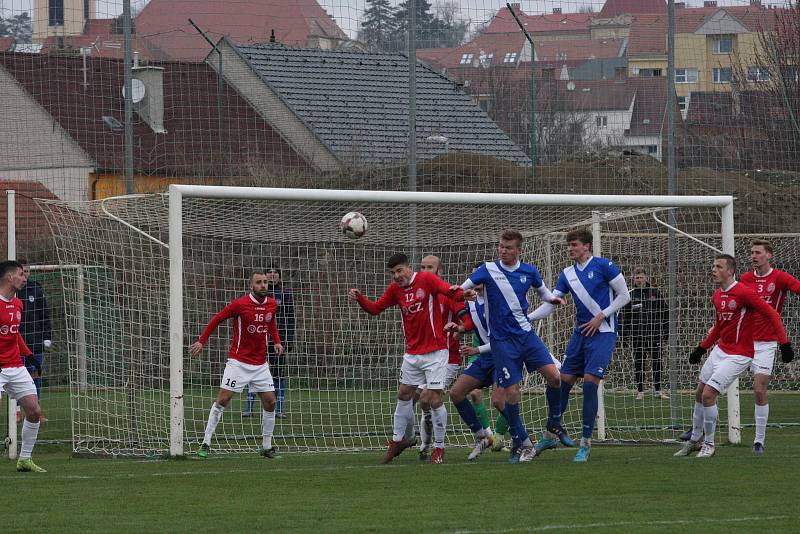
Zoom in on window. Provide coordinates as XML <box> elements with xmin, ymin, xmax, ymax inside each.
<box><xmin>747</xmin><ymin>66</ymin><xmax>770</xmax><ymax>82</ymax></box>
<box><xmin>596</xmin><ymin>116</ymin><xmax>608</xmax><ymax>128</ymax></box>
<box><xmin>678</xmin><ymin>95</ymin><xmax>689</xmax><ymax>118</ymax></box>
<box><xmin>712</xmin><ymin>67</ymin><xmax>732</xmax><ymax>83</ymax></box>
<box><xmin>638</xmin><ymin>68</ymin><xmax>662</xmax><ymax>77</ymax></box>
<box><xmin>503</xmin><ymin>52</ymin><xmax>518</xmax><ymax>63</ymax></box>
<box><xmin>557</xmin><ymin>51</ymin><xmax>568</xmax><ymax>61</ymax></box>
<box><xmin>675</xmin><ymin>68</ymin><xmax>698</xmax><ymax>83</ymax></box>
<box><xmin>712</xmin><ymin>36</ymin><xmax>733</xmax><ymax>54</ymax></box>
<box><xmin>84</xmin><ymin>0</ymin><xmax>90</xmax><ymax>19</ymax></box>
<box><xmin>459</xmin><ymin>53</ymin><xmax>474</xmax><ymax>65</ymax></box>
<box><xmin>49</xmin><ymin>0</ymin><xmax>64</xmax><ymax>26</ymax></box>
<box><xmin>647</xmin><ymin>145</ymin><xmax>658</xmax><ymax>155</ymax></box>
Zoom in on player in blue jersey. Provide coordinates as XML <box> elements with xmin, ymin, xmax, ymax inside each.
<box><xmin>455</xmin><ymin>229</ymin><xmax>568</xmax><ymax>463</ymax></box>
<box><xmin>528</xmin><ymin>228</ymin><xmax>630</xmax><ymax>463</ymax></box>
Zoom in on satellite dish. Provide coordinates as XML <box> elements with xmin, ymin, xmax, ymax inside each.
<box><xmin>123</xmin><ymin>79</ymin><xmax>146</xmax><ymax>103</ymax></box>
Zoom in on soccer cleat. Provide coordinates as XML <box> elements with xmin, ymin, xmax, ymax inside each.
<box><xmin>276</xmin><ymin>412</ymin><xmax>288</xmax><ymax>419</ymax></box>
<box><xmin>430</xmin><ymin>447</ymin><xmax>445</xmax><ymax>464</ymax></box>
<box><xmin>753</xmin><ymin>442</ymin><xmax>765</xmax><ymax>455</ymax></box>
<box><xmin>467</xmin><ymin>435</ymin><xmax>493</xmax><ymax>461</ymax></box>
<box><xmin>260</xmin><ymin>447</ymin><xmax>277</xmax><ymax>459</ymax></box>
<box><xmin>656</xmin><ymin>390</ymin><xmax>670</xmax><ymax>400</ymax></box>
<box><xmin>696</xmin><ymin>442</ymin><xmax>716</xmax><ymax>458</ymax></box>
<box><xmin>678</xmin><ymin>427</ymin><xmax>693</xmax><ymax>441</ymax></box>
<box><xmin>491</xmin><ymin>434</ymin><xmax>505</xmax><ymax>452</ymax></box>
<box><xmin>518</xmin><ymin>446</ymin><xmax>537</xmax><ymax>463</ymax></box>
<box><xmin>573</xmin><ymin>445</ymin><xmax>591</xmax><ymax>463</ymax></box>
<box><xmin>546</xmin><ymin>423</ymin><xmax>575</xmax><ymax>447</ymax></box>
<box><xmin>533</xmin><ymin>436</ymin><xmax>558</xmax><ymax>456</ymax></box>
<box><xmin>241</xmin><ymin>411</ymin><xmax>252</xmax><ymax>418</ymax></box>
<box><xmin>380</xmin><ymin>438</ymin><xmax>414</xmax><ymax>464</ymax></box>
<box><xmin>673</xmin><ymin>440</ymin><xmax>701</xmax><ymax>457</ymax></box>
<box><xmin>418</xmin><ymin>443</ymin><xmax>430</xmax><ymax>461</ymax></box>
<box><xmin>635</xmin><ymin>391</ymin><xmax>644</xmax><ymax>400</ymax></box>
<box><xmin>197</xmin><ymin>443</ymin><xmax>210</xmax><ymax>459</ymax></box>
<box><xmin>16</xmin><ymin>458</ymin><xmax>46</xmax><ymax>473</ymax></box>
<box><xmin>507</xmin><ymin>446</ymin><xmax>521</xmax><ymax>464</ymax></box>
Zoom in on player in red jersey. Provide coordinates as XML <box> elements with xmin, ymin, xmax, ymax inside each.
<box><xmin>348</xmin><ymin>253</ymin><xmax>464</xmax><ymax>464</ymax></box>
<box><xmin>190</xmin><ymin>271</ymin><xmax>283</xmax><ymax>458</ymax></box>
<box><xmin>675</xmin><ymin>254</ymin><xmax>793</xmax><ymax>458</ymax></box>
<box><xmin>0</xmin><ymin>261</ymin><xmax>46</xmax><ymax>472</ymax></box>
<box><xmin>739</xmin><ymin>239</ymin><xmax>800</xmax><ymax>453</ymax></box>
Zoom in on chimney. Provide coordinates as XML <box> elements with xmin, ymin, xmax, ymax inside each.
<box><xmin>553</xmin><ymin>7</ymin><xmax>562</xmax><ymax>14</ymax></box>
<box><xmin>132</xmin><ymin>65</ymin><xmax>166</xmax><ymax>133</ymax></box>
<box><xmin>703</xmin><ymin>1</ymin><xmax>717</xmax><ymax>7</ymax></box>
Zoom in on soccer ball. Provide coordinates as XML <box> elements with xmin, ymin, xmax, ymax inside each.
<box><xmin>340</xmin><ymin>212</ymin><xmax>368</xmax><ymax>239</ymax></box>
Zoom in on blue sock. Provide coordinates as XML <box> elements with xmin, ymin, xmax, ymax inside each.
<box><xmin>559</xmin><ymin>381</ymin><xmax>574</xmax><ymax>416</ymax></box>
<box><xmin>582</xmin><ymin>382</ymin><xmax>599</xmax><ymax>440</ymax></box>
<box><xmin>276</xmin><ymin>379</ymin><xmax>286</xmax><ymax>413</ymax></box>
<box><xmin>454</xmin><ymin>399</ymin><xmax>483</xmax><ymax>434</ymax></box>
<box><xmin>545</xmin><ymin>385</ymin><xmax>561</xmax><ymax>427</ymax></box>
<box><xmin>502</xmin><ymin>402</ymin><xmax>529</xmax><ymax>446</ymax></box>
<box><xmin>246</xmin><ymin>392</ymin><xmax>255</xmax><ymax>412</ymax></box>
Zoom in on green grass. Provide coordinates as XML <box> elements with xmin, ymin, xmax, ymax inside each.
<box><xmin>4</xmin><ymin>426</ymin><xmax>800</xmax><ymax>533</ymax></box>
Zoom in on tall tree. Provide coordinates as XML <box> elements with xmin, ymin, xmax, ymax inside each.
<box><xmin>7</xmin><ymin>13</ymin><xmax>32</xmax><ymax>43</ymax></box>
<box><xmin>359</xmin><ymin>0</ymin><xmax>398</xmax><ymax>52</ymax></box>
<box><xmin>394</xmin><ymin>0</ymin><xmax>468</xmax><ymax>50</ymax></box>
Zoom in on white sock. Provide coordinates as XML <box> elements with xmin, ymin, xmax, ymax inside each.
<box><xmin>690</xmin><ymin>402</ymin><xmax>704</xmax><ymax>442</ymax></box>
<box><xmin>580</xmin><ymin>437</ymin><xmax>592</xmax><ymax>448</ymax></box>
<box><xmin>20</xmin><ymin>419</ymin><xmax>40</xmax><ymax>460</ymax></box>
<box><xmin>703</xmin><ymin>404</ymin><xmax>718</xmax><ymax>446</ymax></box>
<box><xmin>431</xmin><ymin>405</ymin><xmax>447</xmax><ymax>448</ymax></box>
<box><xmin>203</xmin><ymin>402</ymin><xmax>225</xmax><ymax>446</ymax></box>
<box><xmin>392</xmin><ymin>399</ymin><xmax>413</xmax><ymax>442</ymax></box>
<box><xmin>262</xmin><ymin>410</ymin><xmax>276</xmax><ymax>449</ymax></box>
<box><xmin>404</xmin><ymin>399</ymin><xmax>417</xmax><ymax>441</ymax></box>
<box><xmin>754</xmin><ymin>404</ymin><xmax>769</xmax><ymax>445</ymax></box>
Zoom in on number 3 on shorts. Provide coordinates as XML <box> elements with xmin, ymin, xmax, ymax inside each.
<box><xmin>502</xmin><ymin>367</ymin><xmax>510</xmax><ymax>380</ymax></box>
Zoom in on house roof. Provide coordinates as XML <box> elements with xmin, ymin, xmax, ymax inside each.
<box><xmin>417</xmin><ymin>32</ymin><xmax>526</xmax><ymax>71</ymax></box>
<box><xmin>598</xmin><ymin>0</ymin><xmax>666</xmax><ymax>18</ymax></box>
<box><xmin>534</xmin><ymin>38</ymin><xmax>625</xmax><ymax>62</ymax></box>
<box><xmin>41</xmin><ymin>19</ymin><xmax>165</xmax><ymax>60</ymax></box>
<box><xmin>0</xmin><ymin>52</ymin><xmax>310</xmax><ymax>175</ymax></box>
<box><xmin>135</xmin><ymin>0</ymin><xmax>348</xmax><ymax>62</ymax></box>
<box><xmin>483</xmin><ymin>6</ymin><xmax>592</xmax><ymax>35</ymax></box>
<box><xmin>230</xmin><ymin>43</ymin><xmax>530</xmax><ymax>166</ymax></box>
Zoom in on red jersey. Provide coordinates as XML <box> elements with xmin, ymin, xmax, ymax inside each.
<box><xmin>437</xmin><ymin>294</ymin><xmax>465</xmax><ymax>364</ymax></box>
<box><xmin>357</xmin><ymin>271</ymin><xmax>463</xmax><ymax>355</ymax></box>
<box><xmin>740</xmin><ymin>268</ymin><xmax>800</xmax><ymax>342</ymax></box>
<box><xmin>700</xmin><ymin>281</ymin><xmax>788</xmax><ymax>357</ymax></box>
<box><xmin>197</xmin><ymin>293</ymin><xmax>281</xmax><ymax>366</ymax></box>
<box><xmin>0</xmin><ymin>295</ymin><xmax>32</xmax><ymax>368</ymax></box>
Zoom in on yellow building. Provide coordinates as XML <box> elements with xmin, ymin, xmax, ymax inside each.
<box><xmin>32</xmin><ymin>0</ymin><xmax>96</xmax><ymax>42</ymax></box>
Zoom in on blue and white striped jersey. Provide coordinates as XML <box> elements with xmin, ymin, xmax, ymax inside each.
<box><xmin>555</xmin><ymin>256</ymin><xmax>623</xmax><ymax>334</ymax></box>
<box><xmin>466</xmin><ymin>295</ymin><xmax>490</xmax><ymax>347</ymax></box>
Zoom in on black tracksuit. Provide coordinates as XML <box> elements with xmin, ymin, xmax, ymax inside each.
<box><xmin>620</xmin><ymin>284</ymin><xmax>667</xmax><ymax>393</ymax></box>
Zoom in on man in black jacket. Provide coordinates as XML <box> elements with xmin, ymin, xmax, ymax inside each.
<box><xmin>620</xmin><ymin>267</ymin><xmax>668</xmax><ymax>400</ymax></box>
<box><xmin>17</xmin><ymin>260</ymin><xmax>52</xmax><ymax>399</ymax></box>
<box><xmin>244</xmin><ymin>266</ymin><xmax>295</xmax><ymax>418</ymax></box>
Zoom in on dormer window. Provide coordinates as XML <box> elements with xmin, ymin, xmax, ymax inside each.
<box><xmin>460</xmin><ymin>53</ymin><xmax>474</xmax><ymax>65</ymax></box>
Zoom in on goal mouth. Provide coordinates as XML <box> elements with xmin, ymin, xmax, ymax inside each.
<box><xmin>36</xmin><ymin>187</ymin><xmax>745</xmax><ymax>456</ymax></box>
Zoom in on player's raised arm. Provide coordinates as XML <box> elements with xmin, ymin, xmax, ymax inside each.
<box><xmin>191</xmin><ymin>301</ymin><xmax>240</xmax><ymax>356</ymax></box>
<box><xmin>350</xmin><ymin>285</ymin><xmax>396</xmax><ymax>315</ymax></box>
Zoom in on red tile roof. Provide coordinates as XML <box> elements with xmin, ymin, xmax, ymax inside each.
<box><xmin>41</xmin><ymin>19</ymin><xmax>165</xmax><ymax>60</ymax></box>
<box><xmin>484</xmin><ymin>6</ymin><xmax>592</xmax><ymax>36</ymax></box>
<box><xmin>534</xmin><ymin>38</ymin><xmax>625</xmax><ymax>62</ymax></box>
<box><xmin>599</xmin><ymin>0</ymin><xmax>666</xmax><ymax>18</ymax></box>
<box><xmin>417</xmin><ymin>32</ymin><xmax>526</xmax><ymax>71</ymax></box>
<box><xmin>0</xmin><ymin>52</ymin><xmax>311</xmax><ymax>176</ymax></box>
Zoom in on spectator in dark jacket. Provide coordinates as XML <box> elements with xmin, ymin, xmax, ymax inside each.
<box><xmin>18</xmin><ymin>259</ymin><xmax>52</xmax><ymax>399</ymax></box>
<box><xmin>244</xmin><ymin>266</ymin><xmax>295</xmax><ymax>418</ymax></box>
<box><xmin>620</xmin><ymin>267</ymin><xmax>668</xmax><ymax>400</ymax></box>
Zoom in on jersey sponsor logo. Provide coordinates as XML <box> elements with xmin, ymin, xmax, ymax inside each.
<box><xmin>416</xmin><ymin>288</ymin><xmax>425</xmax><ymax>299</ymax></box>
<box><xmin>588</xmin><ymin>271</ymin><xmax>595</xmax><ymax>279</ymax></box>
<box><xmin>265</xmin><ymin>313</ymin><xmax>273</xmax><ymax>322</ymax></box>
<box><xmin>768</xmin><ymin>283</ymin><xmax>776</xmax><ymax>293</ymax></box>
<box><xmin>247</xmin><ymin>324</ymin><xmax>273</xmax><ymax>334</ymax></box>
<box><xmin>728</xmin><ymin>299</ymin><xmax>737</xmax><ymax>310</ymax></box>
<box><xmin>0</xmin><ymin>324</ymin><xmax>19</xmax><ymax>335</ymax></box>
<box><xmin>520</xmin><ymin>276</ymin><xmax>527</xmax><ymax>283</ymax></box>
<box><xmin>28</xmin><ymin>295</ymin><xmax>34</xmax><ymax>303</ymax></box>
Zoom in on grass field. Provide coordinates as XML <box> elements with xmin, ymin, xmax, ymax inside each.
<box><xmin>4</xmin><ymin>396</ymin><xmax>800</xmax><ymax>533</ymax></box>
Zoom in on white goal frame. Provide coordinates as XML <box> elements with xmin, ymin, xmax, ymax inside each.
<box><xmin>166</xmin><ymin>184</ymin><xmax>736</xmax><ymax>456</ymax></box>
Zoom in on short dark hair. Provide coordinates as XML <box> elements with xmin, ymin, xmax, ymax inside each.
<box><xmin>751</xmin><ymin>239</ymin><xmax>774</xmax><ymax>254</ymax></box>
<box><xmin>566</xmin><ymin>228</ymin><xmax>593</xmax><ymax>245</ymax></box>
<box><xmin>17</xmin><ymin>258</ymin><xmax>29</xmax><ymax>267</ymax></box>
<box><xmin>715</xmin><ymin>254</ymin><xmax>737</xmax><ymax>272</ymax></box>
<box><xmin>0</xmin><ymin>260</ymin><xmax>23</xmax><ymax>279</ymax></box>
<box><xmin>633</xmin><ymin>267</ymin><xmax>647</xmax><ymax>276</ymax></box>
<box><xmin>387</xmin><ymin>253</ymin><xmax>410</xmax><ymax>269</ymax></box>
<box><xmin>500</xmin><ymin>229</ymin><xmax>523</xmax><ymax>246</ymax></box>
<box><xmin>265</xmin><ymin>266</ymin><xmax>282</xmax><ymax>278</ymax></box>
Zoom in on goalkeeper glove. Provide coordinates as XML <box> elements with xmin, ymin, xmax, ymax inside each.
<box><xmin>688</xmin><ymin>346</ymin><xmax>706</xmax><ymax>364</ymax></box>
<box><xmin>780</xmin><ymin>343</ymin><xmax>794</xmax><ymax>363</ymax></box>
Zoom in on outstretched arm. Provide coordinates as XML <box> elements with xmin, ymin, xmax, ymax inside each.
<box><xmin>349</xmin><ymin>286</ymin><xmax>396</xmax><ymax>315</ymax></box>
<box><xmin>190</xmin><ymin>302</ymin><xmax>238</xmax><ymax>356</ymax></box>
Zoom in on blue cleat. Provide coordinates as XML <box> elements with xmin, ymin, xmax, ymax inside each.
<box><xmin>508</xmin><ymin>446</ymin><xmax>521</xmax><ymax>464</ymax></box>
<box><xmin>534</xmin><ymin>436</ymin><xmax>558</xmax><ymax>457</ymax></box>
<box><xmin>573</xmin><ymin>445</ymin><xmax>591</xmax><ymax>463</ymax></box>
<box><xmin>546</xmin><ymin>423</ymin><xmax>575</xmax><ymax>447</ymax></box>
<box><xmin>679</xmin><ymin>428</ymin><xmax>692</xmax><ymax>441</ymax></box>
<box><xmin>753</xmin><ymin>442</ymin><xmax>765</xmax><ymax>455</ymax></box>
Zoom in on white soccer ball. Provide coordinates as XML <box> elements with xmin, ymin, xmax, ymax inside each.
<box><xmin>340</xmin><ymin>211</ymin><xmax>368</xmax><ymax>239</ymax></box>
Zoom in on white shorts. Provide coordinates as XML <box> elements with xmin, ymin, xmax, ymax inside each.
<box><xmin>220</xmin><ymin>359</ymin><xmax>274</xmax><ymax>393</ymax></box>
<box><xmin>699</xmin><ymin>346</ymin><xmax>752</xmax><ymax>393</ymax></box>
<box><xmin>399</xmin><ymin>349</ymin><xmax>449</xmax><ymax>390</ymax></box>
<box><xmin>0</xmin><ymin>366</ymin><xmax>37</xmax><ymax>400</ymax></box>
<box><xmin>444</xmin><ymin>363</ymin><xmax>461</xmax><ymax>389</ymax></box>
<box><xmin>751</xmin><ymin>341</ymin><xmax>777</xmax><ymax>376</ymax></box>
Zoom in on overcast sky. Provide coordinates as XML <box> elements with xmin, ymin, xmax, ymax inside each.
<box><xmin>1</xmin><ymin>0</ymin><xmax>793</xmax><ymax>38</ymax></box>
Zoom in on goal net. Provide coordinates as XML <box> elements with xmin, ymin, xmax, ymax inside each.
<box><xmin>35</xmin><ymin>186</ymin><xmax>750</xmax><ymax>457</ymax></box>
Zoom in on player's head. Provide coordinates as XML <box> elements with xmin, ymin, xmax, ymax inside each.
<box><xmin>632</xmin><ymin>267</ymin><xmax>649</xmax><ymax>287</ymax></box>
<box><xmin>0</xmin><ymin>260</ymin><xmax>26</xmax><ymax>292</ymax></box>
<box><xmin>750</xmin><ymin>239</ymin><xmax>773</xmax><ymax>270</ymax></box>
<box><xmin>18</xmin><ymin>258</ymin><xmax>31</xmax><ymax>278</ymax></box>
<box><xmin>265</xmin><ymin>266</ymin><xmax>281</xmax><ymax>286</ymax></box>
<box><xmin>249</xmin><ymin>271</ymin><xmax>269</xmax><ymax>298</ymax></box>
<box><xmin>712</xmin><ymin>254</ymin><xmax>736</xmax><ymax>285</ymax></box>
<box><xmin>498</xmin><ymin>229</ymin><xmax>523</xmax><ymax>265</ymax></box>
<box><xmin>387</xmin><ymin>253</ymin><xmax>413</xmax><ymax>288</ymax></box>
<box><xmin>565</xmin><ymin>228</ymin><xmax>593</xmax><ymax>262</ymax></box>
<box><xmin>420</xmin><ymin>255</ymin><xmax>443</xmax><ymax>275</ymax></box>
